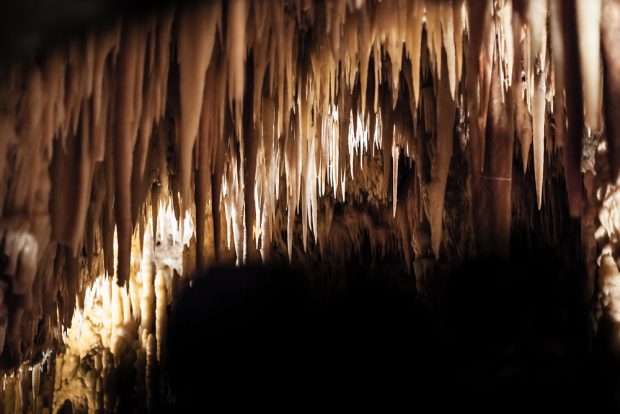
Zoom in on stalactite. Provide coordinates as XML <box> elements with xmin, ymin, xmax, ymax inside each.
<box><xmin>526</xmin><ymin>0</ymin><xmax>548</xmax><ymax>209</ymax></box>
<box><xmin>392</xmin><ymin>142</ymin><xmax>400</xmax><ymax>217</ymax></box>
<box><xmin>51</xmin><ymin>103</ymin><xmax>95</xmax><ymax>254</ymax></box>
<box><xmin>429</xmin><ymin>50</ymin><xmax>456</xmax><ymax>258</ymax></box>
<box><xmin>228</xmin><ymin>0</ymin><xmax>249</xmax><ymax>106</ymax></box>
<box><xmin>441</xmin><ymin>1</ymin><xmax>457</xmax><ymax>100</ymax></box>
<box><xmin>155</xmin><ymin>269</ymin><xmax>167</xmax><ymax>362</ymax></box>
<box><xmin>476</xmin><ymin>3</ymin><xmax>495</xmax><ymax>172</ymax></box>
<box><xmin>561</xmin><ymin>0</ymin><xmax>585</xmax><ymax>216</ymax></box>
<box><xmin>453</xmin><ymin>0</ymin><xmax>465</xmax><ymax>91</ymax></box>
<box><xmin>577</xmin><ymin>0</ymin><xmax>603</xmax><ymax>133</ymax></box>
<box><xmin>195</xmin><ymin>104</ymin><xmax>211</xmax><ymax>271</ymax></box>
<box><xmin>0</xmin><ymin>3</ymin><xmax>617</xmax><ymax>404</ymax></box>
<box><xmin>465</xmin><ymin>0</ymin><xmax>491</xmax><ymax>175</ymax></box>
<box><xmin>532</xmin><ymin>73</ymin><xmax>546</xmax><ymax>209</ymax></box>
<box><xmin>359</xmin><ymin>9</ymin><xmax>372</xmax><ymax>112</ymax></box>
<box><xmin>93</xmin><ymin>24</ymin><xmax>120</xmax><ymax>133</ymax></box>
<box><xmin>177</xmin><ymin>2</ymin><xmax>219</xmax><ymax>209</ymax></box>
<box><xmin>474</xmin><ymin>47</ymin><xmax>514</xmax><ymax>258</ymax></box>
<box><xmin>114</xmin><ymin>22</ymin><xmax>145</xmax><ymax>286</ymax></box>
<box><xmin>140</xmin><ymin>228</ymin><xmax>155</xmax><ymax>336</ymax></box>
<box><xmin>513</xmin><ymin>22</ymin><xmax>533</xmax><ymax>173</ymax></box>
<box><xmin>146</xmin><ymin>332</ymin><xmax>157</xmax><ymax>412</ymax></box>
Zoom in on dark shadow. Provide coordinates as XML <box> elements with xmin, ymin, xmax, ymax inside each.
<box><xmin>165</xmin><ymin>254</ymin><xmax>603</xmax><ymax>411</ymax></box>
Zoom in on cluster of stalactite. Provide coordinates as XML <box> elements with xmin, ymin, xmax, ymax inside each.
<box><xmin>1</xmin><ymin>202</ymin><xmax>189</xmax><ymax>413</ymax></box>
<box><xmin>0</xmin><ymin>0</ymin><xmax>619</xmax><ymax>388</ymax></box>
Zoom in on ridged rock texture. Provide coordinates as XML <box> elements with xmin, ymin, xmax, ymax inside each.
<box><xmin>0</xmin><ymin>0</ymin><xmax>620</xmax><ymax>412</ymax></box>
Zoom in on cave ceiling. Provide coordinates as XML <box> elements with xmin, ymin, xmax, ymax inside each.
<box><xmin>1</xmin><ymin>0</ymin><xmax>620</xmax><ymax>411</ymax></box>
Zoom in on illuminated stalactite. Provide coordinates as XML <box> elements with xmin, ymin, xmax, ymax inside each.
<box><xmin>0</xmin><ymin>0</ymin><xmax>620</xmax><ymax>410</ymax></box>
